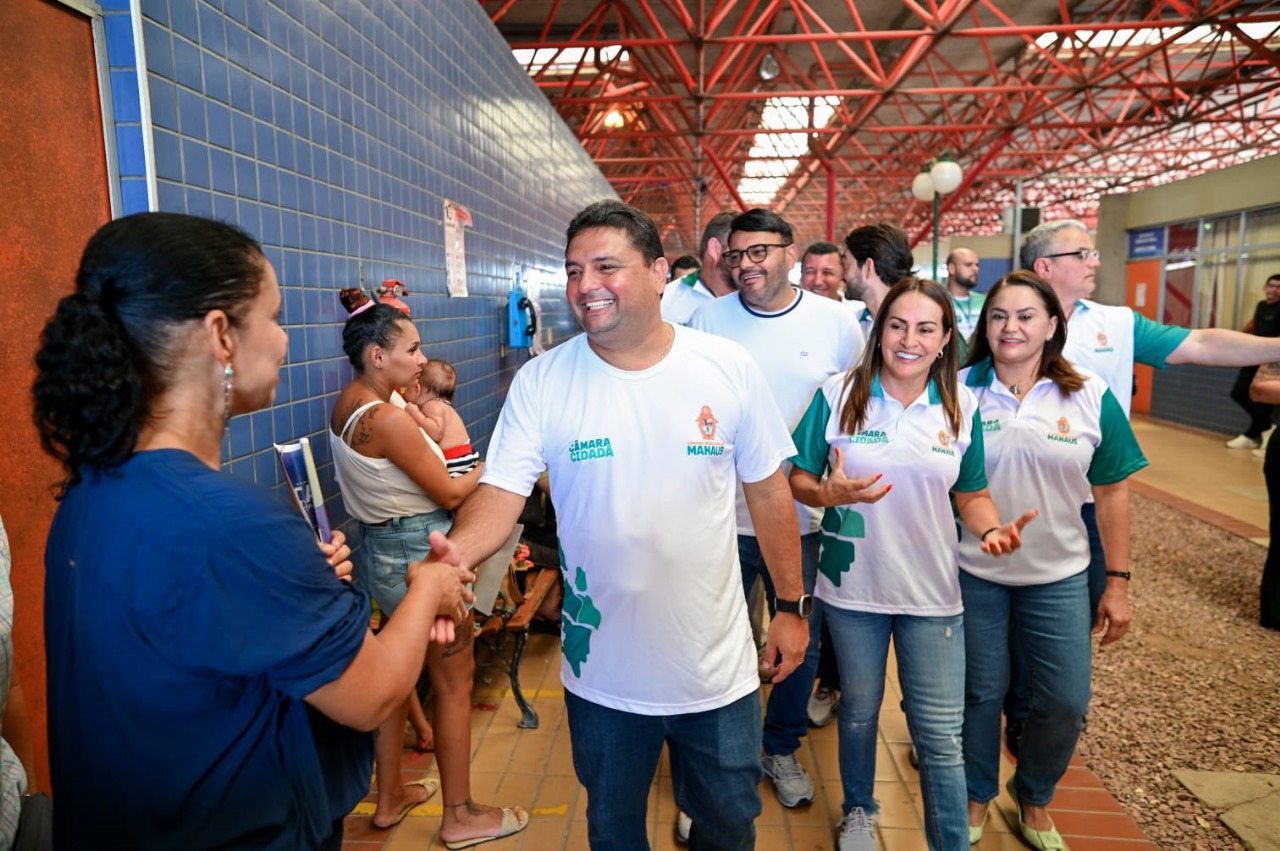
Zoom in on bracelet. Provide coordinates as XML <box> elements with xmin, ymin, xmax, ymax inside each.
<box><xmin>980</xmin><ymin>526</ymin><xmax>1000</xmax><ymax>542</ymax></box>
<box><xmin>1105</xmin><ymin>570</ymin><xmax>1131</xmax><ymax>581</ymax></box>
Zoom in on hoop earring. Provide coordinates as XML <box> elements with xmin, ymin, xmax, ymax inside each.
<box><xmin>223</xmin><ymin>363</ymin><xmax>235</xmax><ymax>426</ymax></box>
<box><xmin>936</xmin><ymin>350</ymin><xmax>944</xmax><ymax>360</ymax></box>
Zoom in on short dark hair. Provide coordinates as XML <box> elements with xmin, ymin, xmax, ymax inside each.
<box><xmin>729</xmin><ymin>208</ymin><xmax>794</xmax><ymax>244</ymax></box>
<box><xmin>699</xmin><ymin>212</ymin><xmax>735</xmax><ymax>258</ymax></box>
<box><xmin>1267</xmin><ymin>273</ymin><xmax>1280</xmax><ymax>286</ymax></box>
<box><xmin>844</xmin><ymin>223</ymin><xmax>913</xmax><ymax>282</ymax></box>
<box><xmin>34</xmin><ymin>212</ymin><xmax>265</xmax><ymax>493</ymax></box>
<box><xmin>803</xmin><ymin>241</ymin><xmax>841</xmax><ymax>263</ymax></box>
<box><xmin>670</xmin><ymin>255</ymin><xmax>700</xmax><ymax>276</ymax></box>
<box><xmin>566</xmin><ymin>200</ymin><xmax>664</xmax><ymax>265</ymax></box>
<box><xmin>342</xmin><ymin>303</ymin><xmax>413</xmax><ymax>371</ymax></box>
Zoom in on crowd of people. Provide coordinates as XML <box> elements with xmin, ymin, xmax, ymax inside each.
<box><xmin>17</xmin><ymin>203</ymin><xmax>1280</xmax><ymax>851</ymax></box>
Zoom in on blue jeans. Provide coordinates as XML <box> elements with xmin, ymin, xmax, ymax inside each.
<box><xmin>564</xmin><ymin>690</ymin><xmax>762</xmax><ymax>851</ymax></box>
<box><xmin>737</xmin><ymin>533</ymin><xmax>820</xmax><ymax>756</ymax></box>
<box><xmin>357</xmin><ymin>508</ymin><xmax>452</xmax><ymax>616</ymax></box>
<box><xmin>824</xmin><ymin>607</ymin><xmax>967</xmax><ymax>851</ymax></box>
<box><xmin>961</xmin><ymin>569</ymin><xmax>1091</xmax><ymax>807</ymax></box>
<box><xmin>1005</xmin><ymin>502</ymin><xmax>1103</xmax><ymax>722</ymax></box>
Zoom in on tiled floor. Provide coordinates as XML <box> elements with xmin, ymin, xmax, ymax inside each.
<box><xmin>341</xmin><ymin>415</ymin><xmax>1266</xmax><ymax>851</ymax></box>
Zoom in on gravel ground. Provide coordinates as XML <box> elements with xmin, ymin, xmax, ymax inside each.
<box><xmin>1076</xmin><ymin>493</ymin><xmax>1280</xmax><ymax>850</ymax></box>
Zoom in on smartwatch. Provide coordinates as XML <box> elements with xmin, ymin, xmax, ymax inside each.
<box><xmin>775</xmin><ymin>594</ymin><xmax>813</xmax><ymax>618</ymax></box>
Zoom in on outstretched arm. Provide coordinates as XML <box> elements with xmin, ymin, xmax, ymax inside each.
<box><xmin>1167</xmin><ymin>328</ymin><xmax>1280</xmax><ymax>367</ymax></box>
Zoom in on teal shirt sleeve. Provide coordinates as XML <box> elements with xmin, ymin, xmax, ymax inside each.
<box><xmin>1087</xmin><ymin>388</ymin><xmax>1150</xmax><ymax>485</ymax></box>
<box><xmin>790</xmin><ymin>389</ymin><xmax>833</xmax><ymax>477</ymax></box>
<box><xmin>953</xmin><ymin>407</ymin><xmax>988</xmax><ymax>492</ymax></box>
<box><xmin>1132</xmin><ymin>313</ymin><xmax>1191</xmax><ymax>368</ymax></box>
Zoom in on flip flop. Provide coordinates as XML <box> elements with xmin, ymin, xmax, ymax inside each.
<box><xmin>440</xmin><ymin>806</ymin><xmax>530</xmax><ymax>849</ymax></box>
<box><xmin>372</xmin><ymin>777</ymin><xmax>440</xmax><ymax>830</ymax></box>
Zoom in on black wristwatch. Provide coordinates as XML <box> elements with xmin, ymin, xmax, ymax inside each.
<box><xmin>775</xmin><ymin>594</ymin><xmax>813</xmax><ymax>618</ymax></box>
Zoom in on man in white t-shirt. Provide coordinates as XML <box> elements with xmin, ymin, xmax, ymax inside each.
<box><xmin>661</xmin><ymin>211</ymin><xmax>736</xmax><ymax>325</ymax></box>
<box><xmin>946</xmin><ymin>247</ymin><xmax>984</xmax><ymax>347</ymax></box>
<box><xmin>689</xmin><ymin>210</ymin><xmax>863</xmax><ymax>814</ymax></box>
<box><xmin>843</xmin><ymin>222</ymin><xmax>915</xmax><ymax>339</ymax></box>
<box><xmin>429</xmin><ymin>200</ymin><xmax>807</xmax><ymax>851</ymax></box>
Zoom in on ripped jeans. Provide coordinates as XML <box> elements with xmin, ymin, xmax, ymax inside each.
<box><xmin>825</xmin><ymin>606</ymin><xmax>967</xmax><ymax>851</ymax></box>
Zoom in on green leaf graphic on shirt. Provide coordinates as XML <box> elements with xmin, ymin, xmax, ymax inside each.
<box><xmin>560</xmin><ymin>565</ymin><xmax>601</xmax><ymax>677</ymax></box>
<box><xmin>818</xmin><ymin>507</ymin><xmax>865</xmax><ymax>586</ymax></box>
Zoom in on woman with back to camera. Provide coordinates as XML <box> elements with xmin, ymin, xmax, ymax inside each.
<box><xmin>958</xmin><ymin>270</ymin><xmax>1146</xmax><ymax>849</ymax></box>
<box><xmin>331</xmin><ymin>303</ymin><xmax>528</xmax><ymax>848</ymax></box>
<box><xmin>32</xmin><ymin>212</ymin><xmax>470</xmax><ymax>849</ymax></box>
<box><xmin>788</xmin><ymin>277</ymin><xmax>1035</xmax><ymax>851</ymax></box>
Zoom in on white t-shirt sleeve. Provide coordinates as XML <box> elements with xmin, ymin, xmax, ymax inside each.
<box><xmin>732</xmin><ymin>355</ymin><xmax>798</xmax><ymax>484</ymax></box>
<box><xmin>479</xmin><ymin>366</ymin><xmax>545</xmax><ymax>497</ymax></box>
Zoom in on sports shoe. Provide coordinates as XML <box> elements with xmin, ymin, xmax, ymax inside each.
<box><xmin>1226</xmin><ymin>433</ymin><xmax>1261</xmax><ymax>449</ymax></box>
<box><xmin>837</xmin><ymin>806</ymin><xmax>877</xmax><ymax>851</ymax></box>
<box><xmin>675</xmin><ymin>810</ymin><xmax>691</xmax><ymax>845</ymax></box>
<box><xmin>761</xmin><ymin>752</ymin><xmax>815</xmax><ymax>807</ymax></box>
<box><xmin>807</xmin><ymin>685</ymin><xmax>839</xmax><ymax>727</ymax></box>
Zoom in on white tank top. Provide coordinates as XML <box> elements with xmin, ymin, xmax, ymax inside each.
<box><xmin>329</xmin><ymin>400</ymin><xmax>447</xmax><ymax>524</ymax></box>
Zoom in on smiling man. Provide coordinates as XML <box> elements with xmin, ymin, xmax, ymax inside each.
<box><xmin>689</xmin><ymin>209</ymin><xmax>863</xmax><ymax>819</ymax></box>
<box><xmin>429</xmin><ymin>200</ymin><xmax>807</xmax><ymax>851</ymax></box>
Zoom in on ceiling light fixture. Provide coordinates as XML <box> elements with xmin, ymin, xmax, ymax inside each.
<box><xmin>759</xmin><ymin>51</ymin><xmax>780</xmax><ymax>82</ymax></box>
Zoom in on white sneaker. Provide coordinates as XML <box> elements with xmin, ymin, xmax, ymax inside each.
<box><xmin>1226</xmin><ymin>434</ymin><xmax>1261</xmax><ymax>449</ymax></box>
<box><xmin>675</xmin><ymin>810</ymin><xmax>691</xmax><ymax>845</ymax></box>
<box><xmin>761</xmin><ymin>752</ymin><xmax>815</xmax><ymax>807</ymax></box>
<box><xmin>807</xmin><ymin>685</ymin><xmax>839</xmax><ymax>727</ymax></box>
<box><xmin>838</xmin><ymin>807</ymin><xmax>878</xmax><ymax>851</ymax></box>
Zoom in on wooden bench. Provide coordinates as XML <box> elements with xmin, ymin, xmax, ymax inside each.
<box><xmin>476</xmin><ymin>565</ymin><xmax>560</xmax><ymax>729</ymax></box>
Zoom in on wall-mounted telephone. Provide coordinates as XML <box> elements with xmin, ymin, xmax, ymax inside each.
<box><xmin>508</xmin><ymin>290</ymin><xmax>536</xmax><ymax>348</ymax></box>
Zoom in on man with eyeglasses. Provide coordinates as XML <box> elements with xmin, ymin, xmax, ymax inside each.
<box><xmin>1005</xmin><ymin>220</ymin><xmax>1280</xmax><ymax>757</ymax></box>
<box><xmin>688</xmin><ymin>209</ymin><xmax>864</xmax><ymax>827</ymax></box>
<box><xmin>661</xmin><ymin>212</ymin><xmax>737</xmax><ymax>326</ymax></box>
<box><xmin>1225</xmin><ymin>272</ymin><xmax>1280</xmax><ymax>452</ymax></box>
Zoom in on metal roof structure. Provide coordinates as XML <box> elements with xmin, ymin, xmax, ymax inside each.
<box><xmin>481</xmin><ymin>0</ymin><xmax>1280</xmax><ymax>254</ymax></box>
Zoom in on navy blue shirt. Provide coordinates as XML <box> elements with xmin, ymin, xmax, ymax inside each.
<box><xmin>46</xmin><ymin>450</ymin><xmax>372</xmax><ymax>849</ymax></box>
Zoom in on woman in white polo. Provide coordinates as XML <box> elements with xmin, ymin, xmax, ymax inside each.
<box><xmin>789</xmin><ymin>277</ymin><xmax>1034</xmax><ymax>851</ymax></box>
<box><xmin>958</xmin><ymin>270</ymin><xmax>1147</xmax><ymax>850</ymax></box>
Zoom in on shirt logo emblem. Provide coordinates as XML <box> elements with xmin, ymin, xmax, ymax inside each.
<box><xmin>931</xmin><ymin>430</ymin><xmax>956</xmax><ymax>457</ymax></box>
<box><xmin>1047</xmin><ymin>416</ymin><xmax>1079</xmax><ymax>445</ymax></box>
<box><xmin>569</xmin><ymin>437</ymin><xmax>615</xmax><ymax>463</ymax></box>
<box><xmin>1094</xmin><ymin>331</ymin><xmax>1114</xmax><ymax>353</ymax></box>
<box><xmin>695</xmin><ymin>405</ymin><xmax>719</xmax><ymax>441</ymax></box>
<box><xmin>688</xmin><ymin>405</ymin><xmax>726</xmax><ymax>456</ymax></box>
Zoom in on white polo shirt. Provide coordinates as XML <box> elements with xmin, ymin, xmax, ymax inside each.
<box><xmin>481</xmin><ymin>325</ymin><xmax>795</xmax><ymax>715</ymax></box>
<box><xmin>660</xmin><ymin>274</ymin><xmax>715</xmax><ymax>325</ymax></box>
<box><xmin>957</xmin><ymin>360</ymin><xmax>1148</xmax><ymax>586</ymax></box>
<box><xmin>1063</xmin><ymin>300</ymin><xmax>1189</xmax><ymax>418</ymax></box>
<box><xmin>689</xmin><ymin>288</ymin><xmax>865</xmax><ymax>535</ymax></box>
<box><xmin>790</xmin><ymin>372</ymin><xmax>986</xmax><ymax>616</ymax></box>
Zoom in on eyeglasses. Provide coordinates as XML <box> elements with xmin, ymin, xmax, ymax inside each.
<box><xmin>1264</xmin><ymin>281</ymin><xmax>1280</xmax><ymax>290</ymax></box>
<box><xmin>1045</xmin><ymin>248</ymin><xmax>1100</xmax><ymax>263</ymax></box>
<box><xmin>722</xmin><ymin>243</ymin><xmax>792</xmax><ymax>268</ymax></box>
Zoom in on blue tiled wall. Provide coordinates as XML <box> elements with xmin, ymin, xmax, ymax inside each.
<box><xmin>1150</xmin><ymin>365</ymin><xmax>1249</xmax><ymax>435</ymax></box>
<box><xmin>100</xmin><ymin>0</ymin><xmax>615</xmax><ymax>529</ymax></box>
